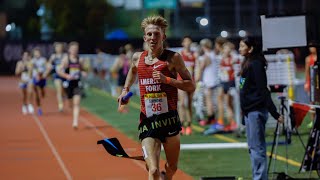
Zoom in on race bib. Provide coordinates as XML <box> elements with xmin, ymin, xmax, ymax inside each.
<box><xmin>70</xmin><ymin>67</ymin><xmax>80</xmax><ymax>79</ymax></box>
<box><xmin>144</xmin><ymin>92</ymin><xmax>169</xmax><ymax>118</ymax></box>
<box><xmin>21</xmin><ymin>72</ymin><xmax>29</xmax><ymax>82</ymax></box>
<box><xmin>220</xmin><ymin>69</ymin><xmax>229</xmax><ymax>82</ymax></box>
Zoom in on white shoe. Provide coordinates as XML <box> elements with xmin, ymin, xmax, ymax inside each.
<box><xmin>22</xmin><ymin>105</ymin><xmax>28</xmax><ymax>115</ymax></box>
<box><xmin>72</xmin><ymin>120</ymin><xmax>78</xmax><ymax>130</ymax></box>
<box><xmin>28</xmin><ymin>104</ymin><xmax>34</xmax><ymax>114</ymax></box>
<box><xmin>58</xmin><ymin>103</ymin><xmax>63</xmax><ymax>112</ymax></box>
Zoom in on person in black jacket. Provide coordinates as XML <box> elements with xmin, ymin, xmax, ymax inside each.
<box><xmin>238</xmin><ymin>37</ymin><xmax>284</xmax><ymax>180</ymax></box>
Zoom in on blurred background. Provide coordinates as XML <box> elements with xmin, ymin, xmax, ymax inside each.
<box><xmin>0</xmin><ymin>0</ymin><xmax>320</xmax><ymax>74</ymax></box>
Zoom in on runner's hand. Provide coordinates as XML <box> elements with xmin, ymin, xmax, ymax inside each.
<box><xmin>152</xmin><ymin>70</ymin><xmax>166</xmax><ymax>83</ymax></box>
<box><xmin>278</xmin><ymin>115</ymin><xmax>284</xmax><ymax>123</ymax></box>
<box><xmin>66</xmin><ymin>74</ymin><xmax>73</xmax><ymax>80</ymax></box>
<box><xmin>118</xmin><ymin>90</ymin><xmax>129</xmax><ymax>105</ymax></box>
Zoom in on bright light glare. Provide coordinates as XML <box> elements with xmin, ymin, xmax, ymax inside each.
<box><xmin>5</xmin><ymin>24</ymin><xmax>12</xmax><ymax>32</ymax></box>
<box><xmin>195</xmin><ymin>17</ymin><xmax>201</xmax><ymax>23</ymax></box>
<box><xmin>220</xmin><ymin>31</ymin><xmax>228</xmax><ymax>38</ymax></box>
<box><xmin>200</xmin><ymin>18</ymin><xmax>208</xmax><ymax>26</ymax></box>
<box><xmin>238</xmin><ymin>30</ymin><xmax>247</xmax><ymax>37</ymax></box>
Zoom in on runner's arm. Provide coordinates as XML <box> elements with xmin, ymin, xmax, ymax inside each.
<box><xmin>157</xmin><ymin>52</ymin><xmax>195</xmax><ymax>92</ymax></box>
<box><xmin>304</xmin><ymin>56</ymin><xmax>310</xmax><ymax>91</ymax></box>
<box><xmin>118</xmin><ymin>52</ymin><xmax>140</xmax><ymax>104</ymax></box>
<box><xmin>195</xmin><ymin>56</ymin><xmax>208</xmax><ymax>82</ymax></box>
<box><xmin>79</xmin><ymin>58</ymin><xmax>88</xmax><ymax>78</ymax></box>
<box><xmin>123</xmin><ymin>52</ymin><xmax>139</xmax><ymax>91</ymax></box>
<box><xmin>15</xmin><ymin>61</ymin><xmax>23</xmax><ymax>75</ymax></box>
<box><xmin>43</xmin><ymin>59</ymin><xmax>52</xmax><ymax>78</ymax></box>
<box><xmin>110</xmin><ymin>56</ymin><xmax>121</xmax><ymax>73</ymax></box>
<box><xmin>57</xmin><ymin>56</ymin><xmax>71</xmax><ymax>80</ymax></box>
<box><xmin>48</xmin><ymin>54</ymin><xmax>54</xmax><ymax>64</ymax></box>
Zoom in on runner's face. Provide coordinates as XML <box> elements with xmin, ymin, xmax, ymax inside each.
<box><xmin>182</xmin><ymin>37</ymin><xmax>192</xmax><ymax>49</ymax></box>
<box><xmin>55</xmin><ymin>44</ymin><xmax>63</xmax><ymax>53</ymax></box>
<box><xmin>309</xmin><ymin>47</ymin><xmax>317</xmax><ymax>54</ymax></box>
<box><xmin>33</xmin><ymin>50</ymin><xmax>41</xmax><ymax>58</ymax></box>
<box><xmin>239</xmin><ymin>41</ymin><xmax>251</xmax><ymax>56</ymax></box>
<box><xmin>144</xmin><ymin>25</ymin><xmax>165</xmax><ymax>51</ymax></box>
<box><xmin>69</xmin><ymin>45</ymin><xmax>79</xmax><ymax>55</ymax></box>
<box><xmin>223</xmin><ymin>45</ymin><xmax>232</xmax><ymax>56</ymax></box>
<box><xmin>22</xmin><ymin>52</ymin><xmax>29</xmax><ymax>61</ymax></box>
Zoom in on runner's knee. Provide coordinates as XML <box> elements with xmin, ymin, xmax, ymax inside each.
<box><xmin>149</xmin><ymin>167</ymin><xmax>160</xmax><ymax>177</ymax></box>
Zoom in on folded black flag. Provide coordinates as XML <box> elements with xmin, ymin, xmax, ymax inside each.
<box><xmin>97</xmin><ymin>138</ymin><xmax>144</xmax><ymax>161</ymax></box>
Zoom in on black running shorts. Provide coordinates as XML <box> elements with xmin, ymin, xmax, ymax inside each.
<box><xmin>138</xmin><ymin>110</ymin><xmax>182</xmax><ymax>143</ymax></box>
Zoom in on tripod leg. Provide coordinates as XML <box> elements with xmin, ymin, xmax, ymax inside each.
<box><xmin>271</xmin><ymin>122</ymin><xmax>281</xmax><ymax>180</ymax></box>
<box><xmin>268</xmin><ymin>122</ymin><xmax>279</xmax><ymax>174</ymax></box>
<box><xmin>294</xmin><ymin>127</ymin><xmax>306</xmax><ymax>149</ymax></box>
<box><xmin>309</xmin><ymin>130</ymin><xmax>320</xmax><ymax>178</ymax></box>
<box><xmin>285</xmin><ymin>127</ymin><xmax>289</xmax><ymax>174</ymax></box>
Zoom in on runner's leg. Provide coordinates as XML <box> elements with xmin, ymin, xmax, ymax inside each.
<box><xmin>162</xmin><ymin>134</ymin><xmax>180</xmax><ymax>180</ymax></box>
<box><xmin>141</xmin><ymin>137</ymin><xmax>162</xmax><ymax>180</ymax></box>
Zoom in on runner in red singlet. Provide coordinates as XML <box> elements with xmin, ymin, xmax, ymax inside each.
<box><xmin>305</xmin><ymin>45</ymin><xmax>317</xmax><ymax>92</ymax></box>
<box><xmin>118</xmin><ymin>16</ymin><xmax>195</xmax><ymax>180</ymax></box>
<box><xmin>178</xmin><ymin>36</ymin><xmax>196</xmax><ymax>135</ymax></box>
<box><xmin>304</xmin><ymin>43</ymin><xmax>317</xmax><ymax>128</ymax></box>
<box><xmin>217</xmin><ymin>42</ymin><xmax>239</xmax><ymax>132</ymax></box>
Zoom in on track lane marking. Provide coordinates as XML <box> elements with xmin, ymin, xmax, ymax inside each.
<box><xmin>32</xmin><ymin>114</ymin><xmax>73</xmax><ymax>180</ymax></box>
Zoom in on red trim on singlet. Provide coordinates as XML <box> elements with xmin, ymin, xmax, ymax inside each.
<box><xmin>309</xmin><ymin>54</ymin><xmax>316</xmax><ymax>66</ymax></box>
<box><xmin>138</xmin><ymin>51</ymin><xmax>178</xmax><ymax>118</ymax></box>
<box><xmin>181</xmin><ymin>49</ymin><xmax>196</xmax><ymax>63</ymax></box>
<box><xmin>220</xmin><ymin>56</ymin><xmax>236</xmax><ymax>81</ymax></box>
<box><xmin>177</xmin><ymin>49</ymin><xmax>196</xmax><ymax>80</ymax></box>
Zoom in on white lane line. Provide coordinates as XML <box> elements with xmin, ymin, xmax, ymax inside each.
<box><xmin>179</xmin><ymin>143</ymin><xmax>248</xmax><ymax>150</ymax></box>
<box><xmin>79</xmin><ymin>115</ymin><xmax>146</xmax><ymax>170</ymax></box>
<box><xmin>32</xmin><ymin>115</ymin><xmax>73</xmax><ymax>180</ymax></box>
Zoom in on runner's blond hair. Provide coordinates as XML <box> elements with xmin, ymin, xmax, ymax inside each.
<box><xmin>141</xmin><ymin>15</ymin><xmax>168</xmax><ymax>34</ymax></box>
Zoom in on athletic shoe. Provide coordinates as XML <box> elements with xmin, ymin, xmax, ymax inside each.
<box><xmin>203</xmin><ymin>123</ymin><xmax>224</xmax><ymax>135</ymax></box>
<box><xmin>180</xmin><ymin>127</ymin><xmax>185</xmax><ymax>135</ymax></box>
<box><xmin>72</xmin><ymin>124</ymin><xmax>78</xmax><ymax>130</ymax></box>
<box><xmin>185</xmin><ymin>126</ymin><xmax>192</xmax><ymax>135</ymax></box>
<box><xmin>27</xmin><ymin>104</ymin><xmax>34</xmax><ymax>114</ymax></box>
<box><xmin>37</xmin><ymin>108</ymin><xmax>43</xmax><ymax>116</ymax></box>
<box><xmin>72</xmin><ymin>119</ymin><xmax>78</xmax><ymax>130</ymax></box>
<box><xmin>22</xmin><ymin>105</ymin><xmax>28</xmax><ymax>115</ymax></box>
<box><xmin>58</xmin><ymin>103</ymin><xmax>63</xmax><ymax>112</ymax></box>
<box><xmin>199</xmin><ymin>120</ymin><xmax>207</xmax><ymax>126</ymax></box>
<box><xmin>224</xmin><ymin>121</ymin><xmax>237</xmax><ymax>132</ymax></box>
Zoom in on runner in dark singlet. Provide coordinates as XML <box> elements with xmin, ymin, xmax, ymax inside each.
<box><xmin>111</xmin><ymin>45</ymin><xmax>133</xmax><ymax>96</ymax></box>
<box><xmin>48</xmin><ymin>42</ymin><xmax>67</xmax><ymax>112</ymax></box>
<box><xmin>118</xmin><ymin>16</ymin><xmax>195</xmax><ymax>180</ymax></box>
<box><xmin>58</xmin><ymin>42</ymin><xmax>86</xmax><ymax>129</ymax></box>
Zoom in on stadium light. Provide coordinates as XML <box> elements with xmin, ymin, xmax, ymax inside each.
<box><xmin>238</xmin><ymin>30</ymin><xmax>247</xmax><ymax>37</ymax></box>
<box><xmin>199</xmin><ymin>18</ymin><xmax>208</xmax><ymax>26</ymax></box>
<box><xmin>5</xmin><ymin>24</ymin><xmax>12</xmax><ymax>32</ymax></box>
<box><xmin>220</xmin><ymin>30</ymin><xmax>228</xmax><ymax>38</ymax></box>
<box><xmin>37</xmin><ymin>4</ymin><xmax>45</xmax><ymax>17</ymax></box>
